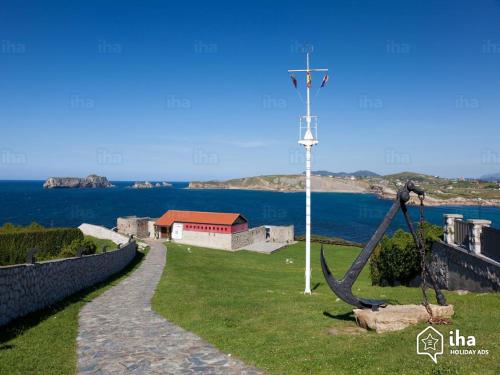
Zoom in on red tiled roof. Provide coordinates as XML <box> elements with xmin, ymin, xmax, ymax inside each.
<box><xmin>155</xmin><ymin>210</ymin><xmax>245</xmax><ymax>226</ymax></box>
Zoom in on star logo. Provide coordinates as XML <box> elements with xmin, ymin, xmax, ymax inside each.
<box><xmin>421</xmin><ymin>333</ymin><xmax>439</xmax><ymax>351</ymax></box>
<box><xmin>417</xmin><ymin>326</ymin><xmax>444</xmax><ymax>364</ymax></box>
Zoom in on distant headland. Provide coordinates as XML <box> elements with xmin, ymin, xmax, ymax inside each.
<box><xmin>188</xmin><ymin>171</ymin><xmax>500</xmax><ymax>207</ymax></box>
<box><xmin>43</xmin><ymin>175</ymin><xmax>114</xmax><ymax>189</ymax></box>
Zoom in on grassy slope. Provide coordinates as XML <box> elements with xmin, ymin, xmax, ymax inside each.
<box><xmin>153</xmin><ymin>242</ymin><xmax>500</xmax><ymax>375</ymax></box>
<box><xmin>84</xmin><ymin>235</ymin><xmax>117</xmax><ymax>253</ymax></box>
<box><xmin>0</xmin><ymin>248</ymin><xmax>147</xmax><ymax>375</ymax></box>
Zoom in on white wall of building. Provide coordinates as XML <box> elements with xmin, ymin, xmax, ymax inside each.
<box><xmin>173</xmin><ymin>230</ymin><xmax>233</xmax><ymax>250</ymax></box>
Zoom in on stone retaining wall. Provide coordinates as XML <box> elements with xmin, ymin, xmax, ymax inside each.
<box><xmin>231</xmin><ymin>227</ymin><xmax>266</xmax><ymax>249</ymax></box>
<box><xmin>431</xmin><ymin>241</ymin><xmax>500</xmax><ymax>292</ymax></box>
<box><xmin>0</xmin><ymin>242</ymin><xmax>137</xmax><ymax>327</ymax></box>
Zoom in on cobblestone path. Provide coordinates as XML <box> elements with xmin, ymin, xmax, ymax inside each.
<box><xmin>77</xmin><ymin>240</ymin><xmax>262</xmax><ymax>374</ymax></box>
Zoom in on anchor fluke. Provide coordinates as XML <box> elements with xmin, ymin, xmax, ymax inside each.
<box><xmin>320</xmin><ymin>244</ymin><xmax>386</xmax><ymax>309</ymax></box>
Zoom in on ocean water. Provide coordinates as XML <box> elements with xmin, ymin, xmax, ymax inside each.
<box><xmin>1</xmin><ymin>180</ymin><xmax>499</xmax><ymax>244</ymax></box>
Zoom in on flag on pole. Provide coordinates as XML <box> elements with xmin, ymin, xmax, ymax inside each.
<box><xmin>306</xmin><ymin>72</ymin><xmax>312</xmax><ymax>88</ymax></box>
<box><xmin>320</xmin><ymin>74</ymin><xmax>329</xmax><ymax>88</ymax></box>
<box><xmin>290</xmin><ymin>74</ymin><xmax>298</xmax><ymax>88</ymax></box>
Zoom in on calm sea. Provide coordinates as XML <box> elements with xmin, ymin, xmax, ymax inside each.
<box><xmin>1</xmin><ymin>180</ymin><xmax>499</xmax><ymax>243</ymax></box>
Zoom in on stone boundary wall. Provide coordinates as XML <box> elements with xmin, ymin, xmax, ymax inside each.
<box><xmin>0</xmin><ymin>242</ymin><xmax>137</xmax><ymax>327</ymax></box>
<box><xmin>231</xmin><ymin>226</ymin><xmax>266</xmax><ymax>250</ymax></box>
<box><xmin>431</xmin><ymin>241</ymin><xmax>500</xmax><ymax>292</ymax></box>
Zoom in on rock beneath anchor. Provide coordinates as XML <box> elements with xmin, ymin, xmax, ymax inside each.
<box><xmin>353</xmin><ymin>304</ymin><xmax>454</xmax><ymax>333</ymax></box>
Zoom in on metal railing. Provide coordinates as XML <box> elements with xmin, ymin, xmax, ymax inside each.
<box><xmin>454</xmin><ymin>220</ymin><xmax>469</xmax><ymax>248</ymax></box>
<box><xmin>481</xmin><ymin>226</ymin><xmax>500</xmax><ymax>263</ymax></box>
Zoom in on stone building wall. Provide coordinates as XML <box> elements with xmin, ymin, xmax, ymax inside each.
<box><xmin>117</xmin><ymin>216</ymin><xmax>150</xmax><ymax>238</ymax></box>
<box><xmin>430</xmin><ymin>241</ymin><xmax>500</xmax><ymax>292</ymax></box>
<box><xmin>231</xmin><ymin>226</ymin><xmax>266</xmax><ymax>249</ymax></box>
<box><xmin>266</xmin><ymin>225</ymin><xmax>294</xmax><ymax>243</ymax></box>
<box><xmin>0</xmin><ymin>242</ymin><xmax>137</xmax><ymax>327</ymax></box>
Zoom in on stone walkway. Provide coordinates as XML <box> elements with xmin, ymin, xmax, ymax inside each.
<box><xmin>77</xmin><ymin>240</ymin><xmax>262</xmax><ymax>374</ymax></box>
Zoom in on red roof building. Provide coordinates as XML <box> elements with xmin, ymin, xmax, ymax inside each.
<box><xmin>155</xmin><ymin>210</ymin><xmax>248</xmax><ymax>239</ymax></box>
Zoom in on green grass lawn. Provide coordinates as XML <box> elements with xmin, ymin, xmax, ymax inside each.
<box><xmin>152</xmin><ymin>242</ymin><xmax>500</xmax><ymax>375</ymax></box>
<box><xmin>0</xmin><ymin>248</ymin><xmax>147</xmax><ymax>375</ymax></box>
<box><xmin>84</xmin><ymin>235</ymin><xmax>117</xmax><ymax>253</ymax></box>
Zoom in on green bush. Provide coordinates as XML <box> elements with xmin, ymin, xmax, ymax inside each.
<box><xmin>0</xmin><ymin>222</ymin><xmax>44</xmax><ymax>233</ymax></box>
<box><xmin>370</xmin><ymin>222</ymin><xmax>443</xmax><ymax>286</ymax></box>
<box><xmin>0</xmin><ymin>226</ymin><xmax>84</xmax><ymax>266</ymax></box>
<box><xmin>59</xmin><ymin>238</ymin><xmax>97</xmax><ymax>258</ymax></box>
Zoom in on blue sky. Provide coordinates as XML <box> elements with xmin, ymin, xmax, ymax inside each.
<box><xmin>1</xmin><ymin>0</ymin><xmax>499</xmax><ymax>180</ymax></box>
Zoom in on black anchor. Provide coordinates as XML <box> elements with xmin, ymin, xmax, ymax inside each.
<box><xmin>320</xmin><ymin>181</ymin><xmax>447</xmax><ymax>309</ymax></box>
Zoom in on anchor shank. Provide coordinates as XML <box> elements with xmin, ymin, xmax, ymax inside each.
<box><xmin>400</xmin><ymin>204</ymin><xmax>422</xmax><ymax>248</ymax></box>
<box><xmin>343</xmin><ymin>198</ymin><xmax>402</xmax><ymax>285</ymax></box>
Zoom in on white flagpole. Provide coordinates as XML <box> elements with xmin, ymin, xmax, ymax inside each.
<box><xmin>289</xmin><ymin>52</ymin><xmax>328</xmax><ymax>295</ymax></box>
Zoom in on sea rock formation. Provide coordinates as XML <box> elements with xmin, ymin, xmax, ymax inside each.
<box><xmin>130</xmin><ymin>181</ymin><xmax>172</xmax><ymax>189</ymax></box>
<box><xmin>43</xmin><ymin>175</ymin><xmax>114</xmax><ymax>189</ymax></box>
